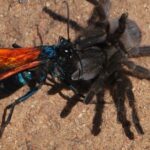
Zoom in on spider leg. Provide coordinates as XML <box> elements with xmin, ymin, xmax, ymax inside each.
<box><xmin>128</xmin><ymin>46</ymin><xmax>150</xmax><ymax>58</ymax></box>
<box><xmin>48</xmin><ymin>83</ymin><xmax>65</xmax><ymax>95</ymax></box>
<box><xmin>0</xmin><ymin>86</ymin><xmax>41</xmax><ymax>138</ymax></box>
<box><xmin>87</xmin><ymin>0</ymin><xmax>110</xmax><ymax>25</ymax></box>
<box><xmin>60</xmin><ymin>94</ymin><xmax>79</xmax><ymax>118</ymax></box>
<box><xmin>91</xmin><ymin>89</ymin><xmax>105</xmax><ymax>136</ymax></box>
<box><xmin>122</xmin><ymin>60</ymin><xmax>150</xmax><ymax>79</ymax></box>
<box><xmin>125</xmin><ymin>76</ymin><xmax>144</xmax><ymax>135</ymax></box>
<box><xmin>107</xmin><ymin>13</ymin><xmax>128</xmax><ymax>45</ymax></box>
<box><xmin>43</xmin><ymin>7</ymin><xmax>84</xmax><ymax>32</ymax></box>
<box><xmin>111</xmin><ymin>72</ymin><xmax>134</xmax><ymax>139</ymax></box>
<box><xmin>83</xmin><ymin>73</ymin><xmax>105</xmax><ymax>104</ymax></box>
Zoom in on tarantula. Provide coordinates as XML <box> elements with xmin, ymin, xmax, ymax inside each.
<box><xmin>44</xmin><ymin>0</ymin><xmax>150</xmax><ymax>139</ymax></box>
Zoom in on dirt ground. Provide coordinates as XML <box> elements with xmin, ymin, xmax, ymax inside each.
<box><xmin>0</xmin><ymin>0</ymin><xmax>149</xmax><ymax>150</ymax></box>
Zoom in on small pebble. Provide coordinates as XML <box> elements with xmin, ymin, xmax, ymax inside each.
<box><xmin>18</xmin><ymin>0</ymin><xmax>28</xmax><ymax>3</ymax></box>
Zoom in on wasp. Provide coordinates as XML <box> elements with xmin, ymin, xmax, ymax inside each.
<box><xmin>0</xmin><ymin>36</ymin><xmax>78</xmax><ymax>137</ymax></box>
<box><xmin>0</xmin><ymin>1</ymin><xmax>80</xmax><ymax>137</ymax></box>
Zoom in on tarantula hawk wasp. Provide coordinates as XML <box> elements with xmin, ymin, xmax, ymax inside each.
<box><xmin>0</xmin><ymin>1</ymin><xmax>82</xmax><ymax>138</ymax></box>
<box><xmin>44</xmin><ymin>0</ymin><xmax>150</xmax><ymax>139</ymax></box>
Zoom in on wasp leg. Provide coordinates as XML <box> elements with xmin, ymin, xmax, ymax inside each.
<box><xmin>12</xmin><ymin>43</ymin><xmax>22</xmax><ymax>48</ymax></box>
<box><xmin>128</xmin><ymin>46</ymin><xmax>150</xmax><ymax>57</ymax></box>
<box><xmin>36</xmin><ymin>25</ymin><xmax>44</xmax><ymax>45</ymax></box>
<box><xmin>86</xmin><ymin>0</ymin><xmax>99</xmax><ymax>5</ymax></box>
<box><xmin>0</xmin><ymin>86</ymin><xmax>41</xmax><ymax>138</ymax></box>
<box><xmin>122</xmin><ymin>60</ymin><xmax>150</xmax><ymax>80</ymax></box>
<box><xmin>125</xmin><ymin>77</ymin><xmax>144</xmax><ymax>135</ymax></box>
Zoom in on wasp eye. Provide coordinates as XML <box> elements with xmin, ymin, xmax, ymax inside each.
<box><xmin>65</xmin><ymin>50</ymin><xmax>69</xmax><ymax>53</ymax></box>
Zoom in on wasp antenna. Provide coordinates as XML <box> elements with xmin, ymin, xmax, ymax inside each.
<box><xmin>36</xmin><ymin>25</ymin><xmax>44</xmax><ymax>45</ymax></box>
<box><xmin>63</xmin><ymin>1</ymin><xmax>70</xmax><ymax>41</ymax></box>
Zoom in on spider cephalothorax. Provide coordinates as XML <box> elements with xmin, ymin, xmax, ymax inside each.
<box><xmin>44</xmin><ymin>0</ymin><xmax>150</xmax><ymax>139</ymax></box>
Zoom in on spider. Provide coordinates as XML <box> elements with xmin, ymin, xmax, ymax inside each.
<box><xmin>43</xmin><ymin>0</ymin><xmax>150</xmax><ymax>139</ymax></box>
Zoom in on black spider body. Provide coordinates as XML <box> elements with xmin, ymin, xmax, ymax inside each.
<box><xmin>44</xmin><ymin>0</ymin><xmax>150</xmax><ymax>139</ymax></box>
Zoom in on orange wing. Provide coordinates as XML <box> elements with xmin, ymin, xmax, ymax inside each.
<box><xmin>0</xmin><ymin>47</ymin><xmax>41</xmax><ymax>80</ymax></box>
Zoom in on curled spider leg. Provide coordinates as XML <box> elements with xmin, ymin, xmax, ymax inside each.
<box><xmin>128</xmin><ymin>46</ymin><xmax>150</xmax><ymax>58</ymax></box>
<box><xmin>0</xmin><ymin>86</ymin><xmax>40</xmax><ymax>138</ymax></box>
<box><xmin>42</xmin><ymin>7</ymin><xmax>84</xmax><ymax>32</ymax></box>
<box><xmin>125</xmin><ymin>76</ymin><xmax>144</xmax><ymax>135</ymax></box>
<box><xmin>91</xmin><ymin>89</ymin><xmax>105</xmax><ymax>136</ymax></box>
<box><xmin>60</xmin><ymin>94</ymin><xmax>80</xmax><ymax>118</ymax></box>
<box><xmin>122</xmin><ymin>60</ymin><xmax>150</xmax><ymax>80</ymax></box>
<box><xmin>111</xmin><ymin>72</ymin><xmax>134</xmax><ymax>139</ymax></box>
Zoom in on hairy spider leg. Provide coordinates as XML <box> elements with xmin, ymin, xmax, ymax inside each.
<box><xmin>87</xmin><ymin>0</ymin><xmax>110</xmax><ymax>25</ymax></box>
<box><xmin>112</xmin><ymin>72</ymin><xmax>134</xmax><ymax>140</ymax></box>
<box><xmin>91</xmin><ymin>89</ymin><xmax>105</xmax><ymax>136</ymax></box>
<box><xmin>43</xmin><ymin>7</ymin><xmax>84</xmax><ymax>32</ymax></box>
<box><xmin>122</xmin><ymin>60</ymin><xmax>150</xmax><ymax>79</ymax></box>
<box><xmin>128</xmin><ymin>46</ymin><xmax>150</xmax><ymax>57</ymax></box>
<box><xmin>125</xmin><ymin>76</ymin><xmax>144</xmax><ymax>135</ymax></box>
<box><xmin>84</xmin><ymin>73</ymin><xmax>105</xmax><ymax>104</ymax></box>
<box><xmin>60</xmin><ymin>95</ymin><xmax>79</xmax><ymax>118</ymax></box>
<box><xmin>107</xmin><ymin>13</ymin><xmax>128</xmax><ymax>45</ymax></box>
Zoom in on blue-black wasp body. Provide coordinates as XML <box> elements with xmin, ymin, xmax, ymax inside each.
<box><xmin>0</xmin><ymin>36</ymin><xmax>78</xmax><ymax>137</ymax></box>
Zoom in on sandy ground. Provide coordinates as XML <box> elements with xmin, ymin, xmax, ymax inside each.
<box><xmin>0</xmin><ymin>0</ymin><xmax>149</xmax><ymax>150</ymax></box>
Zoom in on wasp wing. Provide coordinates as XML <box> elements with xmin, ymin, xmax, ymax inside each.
<box><xmin>0</xmin><ymin>48</ymin><xmax>41</xmax><ymax>80</ymax></box>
